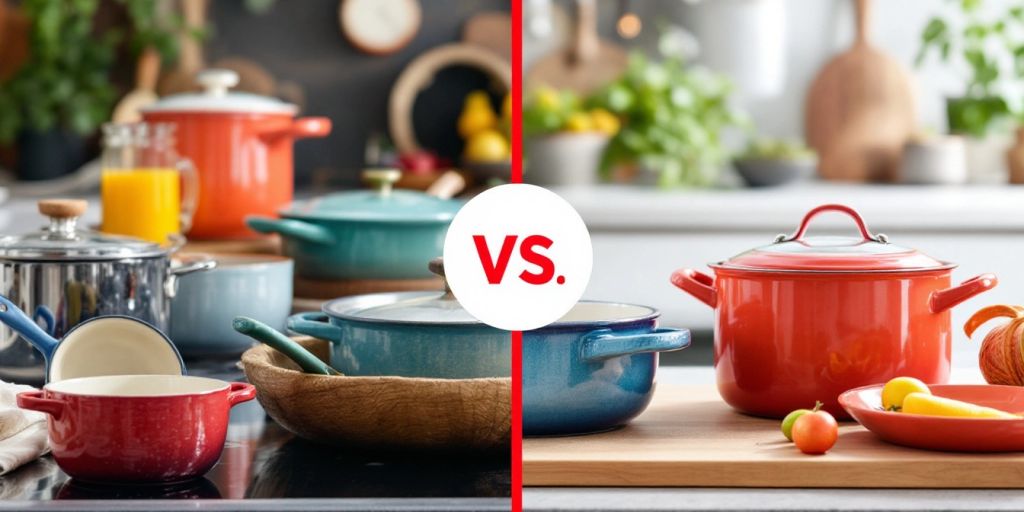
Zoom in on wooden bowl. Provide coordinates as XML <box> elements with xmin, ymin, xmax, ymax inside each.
<box><xmin>241</xmin><ymin>337</ymin><xmax>511</xmax><ymax>452</ymax></box>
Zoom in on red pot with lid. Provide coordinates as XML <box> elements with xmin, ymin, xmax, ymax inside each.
<box><xmin>141</xmin><ymin>69</ymin><xmax>331</xmax><ymax>239</ymax></box>
<box><xmin>671</xmin><ymin>204</ymin><xmax>997</xmax><ymax>419</ymax></box>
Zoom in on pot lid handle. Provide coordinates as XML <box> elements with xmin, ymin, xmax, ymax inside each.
<box><xmin>38</xmin><ymin>199</ymin><xmax>87</xmax><ymax>240</ymax></box>
<box><xmin>428</xmin><ymin>257</ymin><xmax>456</xmax><ymax>300</ymax></box>
<box><xmin>196</xmin><ymin>69</ymin><xmax>239</xmax><ymax>97</ymax></box>
<box><xmin>775</xmin><ymin>204</ymin><xmax>888</xmax><ymax>245</ymax></box>
<box><xmin>362</xmin><ymin>168</ymin><xmax>402</xmax><ymax>197</ymax></box>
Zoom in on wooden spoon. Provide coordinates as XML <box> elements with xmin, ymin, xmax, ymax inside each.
<box><xmin>159</xmin><ymin>0</ymin><xmax>208</xmax><ymax>95</ymax></box>
<box><xmin>526</xmin><ymin>0</ymin><xmax>627</xmax><ymax>94</ymax></box>
<box><xmin>804</xmin><ymin>0</ymin><xmax>915</xmax><ymax>182</ymax></box>
<box><xmin>232</xmin><ymin>316</ymin><xmax>342</xmax><ymax>376</ymax></box>
<box><xmin>112</xmin><ymin>48</ymin><xmax>161</xmax><ymax>123</ymax></box>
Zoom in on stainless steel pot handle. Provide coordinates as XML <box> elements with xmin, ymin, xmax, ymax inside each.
<box><xmin>428</xmin><ymin>257</ymin><xmax>455</xmax><ymax>300</ymax></box>
<box><xmin>165</xmin><ymin>255</ymin><xmax>217</xmax><ymax>299</ymax></box>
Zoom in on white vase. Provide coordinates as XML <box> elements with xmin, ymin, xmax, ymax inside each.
<box><xmin>964</xmin><ymin>133</ymin><xmax>1012</xmax><ymax>184</ymax></box>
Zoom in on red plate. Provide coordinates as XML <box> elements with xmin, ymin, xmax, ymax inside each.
<box><xmin>839</xmin><ymin>384</ymin><xmax>1024</xmax><ymax>452</ymax></box>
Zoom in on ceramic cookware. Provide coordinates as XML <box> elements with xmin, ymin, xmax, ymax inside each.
<box><xmin>671</xmin><ymin>204</ymin><xmax>997</xmax><ymax>419</ymax></box>
<box><xmin>248</xmin><ymin>170</ymin><xmax>462</xmax><ymax>280</ymax></box>
<box><xmin>287</xmin><ymin>259</ymin><xmax>508</xmax><ymax>378</ymax></box>
<box><xmin>0</xmin><ymin>295</ymin><xmax>184</xmax><ymax>382</ymax></box>
<box><xmin>840</xmin><ymin>384</ymin><xmax>1024</xmax><ymax>452</ymax></box>
<box><xmin>17</xmin><ymin>375</ymin><xmax>256</xmax><ymax>483</ymax></box>
<box><xmin>141</xmin><ymin>69</ymin><xmax>332</xmax><ymax>239</ymax></box>
<box><xmin>523</xmin><ymin>302</ymin><xmax>690</xmax><ymax>436</ymax></box>
<box><xmin>0</xmin><ymin>199</ymin><xmax>213</xmax><ymax>384</ymax></box>
<box><xmin>170</xmin><ymin>254</ymin><xmax>293</xmax><ymax>358</ymax></box>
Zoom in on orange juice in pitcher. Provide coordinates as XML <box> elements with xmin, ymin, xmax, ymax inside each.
<box><xmin>100</xmin><ymin>123</ymin><xmax>197</xmax><ymax>244</ymax></box>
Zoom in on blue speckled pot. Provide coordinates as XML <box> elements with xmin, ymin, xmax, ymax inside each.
<box><xmin>523</xmin><ymin>302</ymin><xmax>690</xmax><ymax>436</ymax></box>
<box><xmin>287</xmin><ymin>291</ymin><xmax>510</xmax><ymax>379</ymax></box>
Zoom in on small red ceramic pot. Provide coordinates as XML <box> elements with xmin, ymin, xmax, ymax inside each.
<box><xmin>141</xmin><ymin>69</ymin><xmax>331</xmax><ymax>239</ymax></box>
<box><xmin>671</xmin><ymin>204</ymin><xmax>997</xmax><ymax>419</ymax></box>
<box><xmin>17</xmin><ymin>375</ymin><xmax>256</xmax><ymax>484</ymax></box>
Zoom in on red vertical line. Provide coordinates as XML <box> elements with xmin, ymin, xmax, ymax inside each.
<box><xmin>510</xmin><ymin>2</ymin><xmax>525</xmax><ymax>510</ymax></box>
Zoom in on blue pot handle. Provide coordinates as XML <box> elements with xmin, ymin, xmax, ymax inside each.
<box><xmin>33</xmin><ymin>305</ymin><xmax>55</xmax><ymax>335</ymax></box>
<box><xmin>581</xmin><ymin>328</ymin><xmax>691</xmax><ymax>362</ymax></box>
<box><xmin>287</xmin><ymin>312</ymin><xmax>342</xmax><ymax>341</ymax></box>
<box><xmin>0</xmin><ymin>295</ymin><xmax>60</xmax><ymax>359</ymax></box>
<box><xmin>246</xmin><ymin>216</ymin><xmax>335</xmax><ymax>245</ymax></box>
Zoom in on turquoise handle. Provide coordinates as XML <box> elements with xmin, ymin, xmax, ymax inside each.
<box><xmin>287</xmin><ymin>312</ymin><xmax>343</xmax><ymax>342</ymax></box>
<box><xmin>233</xmin><ymin>316</ymin><xmax>341</xmax><ymax>376</ymax></box>
<box><xmin>246</xmin><ymin>216</ymin><xmax>335</xmax><ymax>245</ymax></box>
<box><xmin>0</xmin><ymin>295</ymin><xmax>60</xmax><ymax>359</ymax></box>
<box><xmin>581</xmin><ymin>328</ymin><xmax>691</xmax><ymax>362</ymax></box>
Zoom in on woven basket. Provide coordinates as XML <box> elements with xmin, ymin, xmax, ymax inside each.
<box><xmin>241</xmin><ymin>337</ymin><xmax>511</xmax><ymax>452</ymax></box>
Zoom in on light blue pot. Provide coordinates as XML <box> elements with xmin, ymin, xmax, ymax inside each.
<box><xmin>170</xmin><ymin>254</ymin><xmax>293</xmax><ymax>358</ymax></box>
<box><xmin>522</xmin><ymin>302</ymin><xmax>690</xmax><ymax>436</ymax></box>
<box><xmin>287</xmin><ymin>291</ymin><xmax>510</xmax><ymax>379</ymax></box>
<box><xmin>246</xmin><ymin>175</ymin><xmax>462</xmax><ymax>280</ymax></box>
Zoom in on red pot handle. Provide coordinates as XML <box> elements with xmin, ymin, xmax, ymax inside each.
<box><xmin>670</xmin><ymin>268</ymin><xmax>717</xmax><ymax>308</ymax></box>
<box><xmin>783</xmin><ymin>204</ymin><xmax>885</xmax><ymax>243</ymax></box>
<box><xmin>227</xmin><ymin>382</ymin><xmax>257</xmax><ymax>406</ymax></box>
<box><xmin>16</xmin><ymin>391</ymin><xmax>63</xmax><ymax>420</ymax></box>
<box><xmin>930</xmin><ymin>273</ymin><xmax>998</xmax><ymax>314</ymax></box>
<box><xmin>257</xmin><ymin>117</ymin><xmax>332</xmax><ymax>141</ymax></box>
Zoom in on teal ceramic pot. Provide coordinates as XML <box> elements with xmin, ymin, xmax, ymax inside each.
<box><xmin>170</xmin><ymin>254</ymin><xmax>293</xmax><ymax>358</ymax></box>
<box><xmin>246</xmin><ymin>171</ymin><xmax>462</xmax><ymax>280</ymax></box>
<box><xmin>287</xmin><ymin>290</ymin><xmax>510</xmax><ymax>379</ymax></box>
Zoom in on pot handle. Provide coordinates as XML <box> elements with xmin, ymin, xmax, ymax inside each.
<box><xmin>17</xmin><ymin>391</ymin><xmax>63</xmax><ymax>420</ymax></box>
<box><xmin>234</xmin><ymin>316</ymin><xmax>341</xmax><ymax>376</ymax></box>
<box><xmin>246</xmin><ymin>217</ymin><xmax>335</xmax><ymax>245</ymax></box>
<box><xmin>781</xmin><ymin>204</ymin><xmax>886</xmax><ymax>244</ymax></box>
<box><xmin>257</xmin><ymin>117</ymin><xmax>332</xmax><ymax>141</ymax></box>
<box><xmin>581</xmin><ymin>328</ymin><xmax>691</xmax><ymax>362</ymax></box>
<box><xmin>288</xmin><ymin>312</ymin><xmax>343</xmax><ymax>342</ymax></box>
<box><xmin>227</xmin><ymin>382</ymin><xmax>257</xmax><ymax>406</ymax></box>
<box><xmin>0</xmin><ymin>295</ymin><xmax>60</xmax><ymax>359</ymax></box>
<box><xmin>33</xmin><ymin>305</ymin><xmax>54</xmax><ymax>335</ymax></box>
<box><xmin>670</xmin><ymin>269</ymin><xmax>717</xmax><ymax>308</ymax></box>
<box><xmin>930</xmin><ymin>273</ymin><xmax>998</xmax><ymax>314</ymax></box>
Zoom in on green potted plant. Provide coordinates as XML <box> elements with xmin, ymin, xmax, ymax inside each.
<box><xmin>916</xmin><ymin>0</ymin><xmax>1024</xmax><ymax>182</ymax></box>
<box><xmin>589</xmin><ymin>52</ymin><xmax>747</xmax><ymax>188</ymax></box>
<box><xmin>0</xmin><ymin>0</ymin><xmax>186</xmax><ymax>181</ymax></box>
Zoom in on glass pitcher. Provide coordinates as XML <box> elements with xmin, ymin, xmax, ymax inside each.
<box><xmin>100</xmin><ymin>122</ymin><xmax>198</xmax><ymax>244</ymax></box>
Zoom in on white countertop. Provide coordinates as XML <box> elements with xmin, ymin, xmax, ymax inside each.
<box><xmin>552</xmin><ymin>183</ymin><xmax>1024</xmax><ymax>232</ymax></box>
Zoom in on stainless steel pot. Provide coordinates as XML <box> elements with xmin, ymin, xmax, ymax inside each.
<box><xmin>0</xmin><ymin>199</ymin><xmax>214</xmax><ymax>384</ymax></box>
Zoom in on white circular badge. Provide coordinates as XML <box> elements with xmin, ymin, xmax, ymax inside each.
<box><xmin>443</xmin><ymin>184</ymin><xmax>592</xmax><ymax>331</ymax></box>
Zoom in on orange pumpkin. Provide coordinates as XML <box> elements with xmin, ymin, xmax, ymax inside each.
<box><xmin>965</xmin><ymin>305</ymin><xmax>1024</xmax><ymax>386</ymax></box>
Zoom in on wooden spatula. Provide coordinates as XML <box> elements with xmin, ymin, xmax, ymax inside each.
<box><xmin>112</xmin><ymin>48</ymin><xmax>161</xmax><ymax>123</ymax></box>
<box><xmin>526</xmin><ymin>0</ymin><xmax>627</xmax><ymax>95</ymax></box>
<box><xmin>804</xmin><ymin>0</ymin><xmax>915</xmax><ymax>182</ymax></box>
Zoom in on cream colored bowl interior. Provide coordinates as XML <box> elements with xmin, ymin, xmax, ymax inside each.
<box><xmin>553</xmin><ymin>303</ymin><xmax>655</xmax><ymax>323</ymax></box>
<box><xmin>49</xmin><ymin>318</ymin><xmax>183</xmax><ymax>382</ymax></box>
<box><xmin>46</xmin><ymin>374</ymin><xmax>228</xmax><ymax>397</ymax></box>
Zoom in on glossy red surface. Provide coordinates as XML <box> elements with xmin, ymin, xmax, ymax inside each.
<box><xmin>671</xmin><ymin>267</ymin><xmax>996</xmax><ymax>419</ymax></box>
<box><xmin>142</xmin><ymin>111</ymin><xmax>330</xmax><ymax>239</ymax></box>
<box><xmin>18</xmin><ymin>382</ymin><xmax>256</xmax><ymax>484</ymax></box>
<box><xmin>840</xmin><ymin>384</ymin><xmax>1024</xmax><ymax>452</ymax></box>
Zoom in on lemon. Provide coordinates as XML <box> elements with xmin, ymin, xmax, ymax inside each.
<box><xmin>533</xmin><ymin>86</ymin><xmax>561</xmax><ymax>112</ymax></box>
<box><xmin>502</xmin><ymin>93</ymin><xmax>512</xmax><ymax>121</ymax></box>
<box><xmin>464</xmin><ymin>129</ymin><xmax>509</xmax><ymax>162</ymax></box>
<box><xmin>881</xmin><ymin>377</ymin><xmax>931</xmax><ymax>412</ymax></box>
<box><xmin>564</xmin><ymin>112</ymin><xmax>593</xmax><ymax>132</ymax></box>
<box><xmin>458</xmin><ymin>105</ymin><xmax>497</xmax><ymax>139</ymax></box>
<box><xmin>464</xmin><ymin>91</ymin><xmax>492</xmax><ymax>110</ymax></box>
<box><xmin>590</xmin><ymin>108</ymin><xmax>620</xmax><ymax>135</ymax></box>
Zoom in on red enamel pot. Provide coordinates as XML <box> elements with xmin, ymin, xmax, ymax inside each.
<box><xmin>17</xmin><ymin>375</ymin><xmax>256</xmax><ymax>484</ymax></box>
<box><xmin>670</xmin><ymin>204</ymin><xmax>996</xmax><ymax>419</ymax></box>
<box><xmin>141</xmin><ymin>69</ymin><xmax>331</xmax><ymax>239</ymax></box>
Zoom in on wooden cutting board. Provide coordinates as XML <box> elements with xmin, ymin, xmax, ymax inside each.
<box><xmin>526</xmin><ymin>0</ymin><xmax>626</xmax><ymax>95</ymax></box>
<box><xmin>524</xmin><ymin>384</ymin><xmax>1024</xmax><ymax>488</ymax></box>
<box><xmin>804</xmin><ymin>0</ymin><xmax>915</xmax><ymax>182</ymax></box>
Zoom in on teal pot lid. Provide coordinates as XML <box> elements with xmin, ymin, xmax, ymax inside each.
<box><xmin>281</xmin><ymin>169</ymin><xmax>462</xmax><ymax>223</ymax></box>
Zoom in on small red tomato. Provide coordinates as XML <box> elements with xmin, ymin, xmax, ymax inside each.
<box><xmin>791</xmin><ymin>407</ymin><xmax>838</xmax><ymax>455</ymax></box>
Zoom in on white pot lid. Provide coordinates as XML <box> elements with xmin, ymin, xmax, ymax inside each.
<box><xmin>142</xmin><ymin>69</ymin><xmax>297</xmax><ymax>115</ymax></box>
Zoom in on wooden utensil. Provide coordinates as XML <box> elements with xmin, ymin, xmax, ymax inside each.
<box><xmin>424</xmin><ymin>169</ymin><xmax>466</xmax><ymax>199</ymax></box>
<box><xmin>112</xmin><ymin>48</ymin><xmax>161</xmax><ymax>123</ymax></box>
<box><xmin>526</xmin><ymin>0</ymin><xmax>627</xmax><ymax>94</ymax></box>
<box><xmin>524</xmin><ymin>384</ymin><xmax>1024</xmax><ymax>488</ymax></box>
<box><xmin>0</xmin><ymin>2</ymin><xmax>30</xmax><ymax>83</ymax></box>
<box><xmin>159</xmin><ymin>0</ymin><xmax>208</xmax><ymax>95</ymax></box>
<box><xmin>804</xmin><ymin>0</ymin><xmax>915</xmax><ymax>182</ymax></box>
<box><xmin>233</xmin><ymin>316</ymin><xmax>342</xmax><ymax>376</ymax></box>
<box><xmin>462</xmin><ymin>12</ymin><xmax>511</xmax><ymax>58</ymax></box>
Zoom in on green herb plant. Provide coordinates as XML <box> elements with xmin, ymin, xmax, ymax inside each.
<box><xmin>590</xmin><ymin>53</ymin><xmax>747</xmax><ymax>188</ymax></box>
<box><xmin>916</xmin><ymin>0</ymin><xmax>1024</xmax><ymax>136</ymax></box>
<box><xmin>0</xmin><ymin>0</ymin><xmax>191</xmax><ymax>143</ymax></box>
